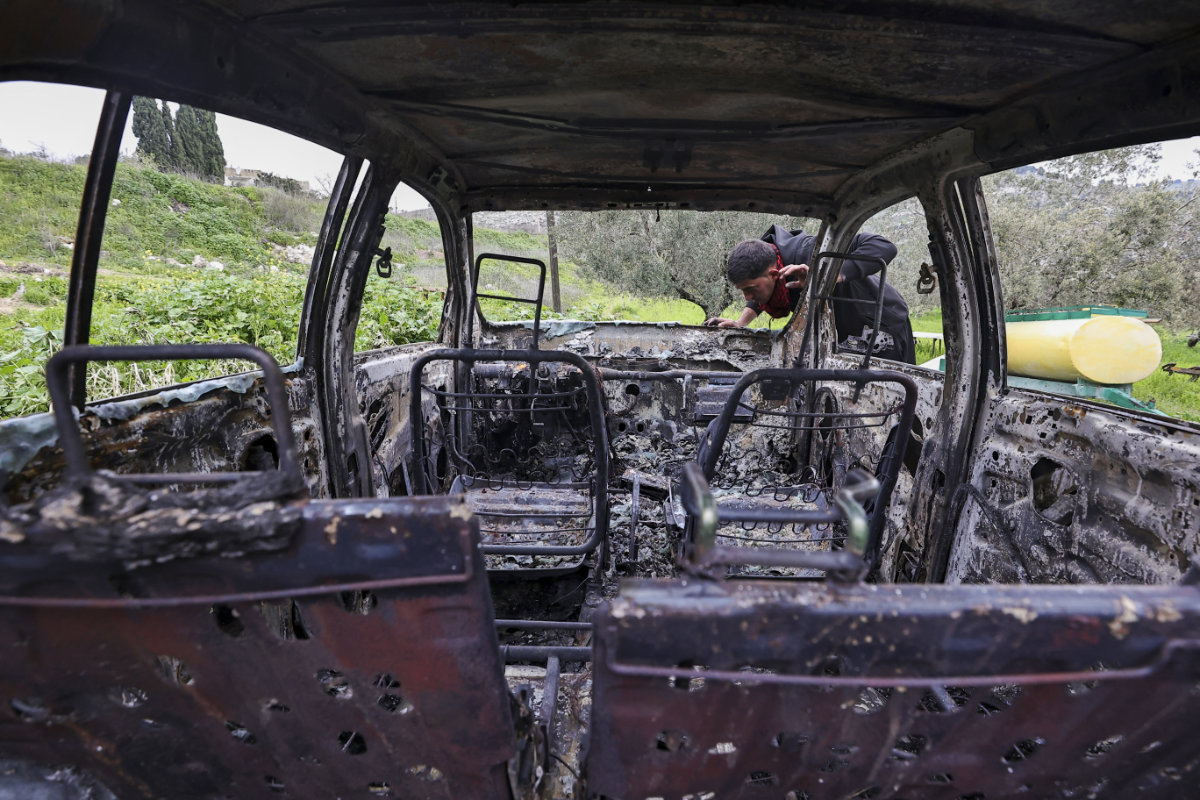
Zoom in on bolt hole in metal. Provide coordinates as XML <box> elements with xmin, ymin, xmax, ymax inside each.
<box><xmin>892</xmin><ymin>733</ymin><xmax>928</xmax><ymax>761</ymax></box>
<box><xmin>1002</xmin><ymin>737</ymin><xmax>1045</xmax><ymax>765</ymax></box>
<box><xmin>242</xmin><ymin>434</ymin><xmax>280</xmax><ymax>470</ymax></box>
<box><xmin>1085</xmin><ymin>734</ymin><xmax>1123</xmax><ymax>759</ymax></box>
<box><xmin>375</xmin><ymin>674</ymin><xmax>413</xmax><ymax>714</ymax></box>
<box><xmin>156</xmin><ymin>655</ymin><xmax>194</xmax><ymax>686</ymax></box>
<box><xmin>211</xmin><ymin>604</ymin><xmax>246</xmax><ymax>637</ymax></box>
<box><xmin>338</xmin><ymin>730</ymin><xmax>368</xmax><ymax>755</ymax></box>
<box><xmin>668</xmin><ymin>661</ymin><xmax>705</xmax><ymax>691</ymax></box>
<box><xmin>316</xmin><ymin>668</ymin><xmax>352</xmax><ymax>699</ymax></box>
<box><xmin>225</xmin><ymin>720</ymin><xmax>257</xmax><ymax>744</ymax></box>
<box><xmin>746</xmin><ymin>770</ymin><xmax>776</xmax><ymax>786</ymax></box>
<box><xmin>772</xmin><ymin>732</ymin><xmax>808</xmax><ymax>753</ymax></box>
<box><xmin>339</xmin><ymin>590</ymin><xmax>378</xmax><ymax>615</ymax></box>
<box><xmin>109</xmin><ymin>686</ymin><xmax>148</xmax><ymax>708</ymax></box>
<box><xmin>655</xmin><ymin>729</ymin><xmax>688</xmax><ymax>752</ymax></box>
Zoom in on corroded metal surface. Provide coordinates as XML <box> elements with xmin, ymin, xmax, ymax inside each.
<box><xmin>1</xmin><ymin>371</ymin><xmax>329</xmax><ymax>505</ymax></box>
<box><xmin>590</xmin><ymin>579</ymin><xmax>1200</xmax><ymax>800</ymax></box>
<box><xmin>949</xmin><ymin>393</ymin><xmax>1200</xmax><ymax>585</ymax></box>
<box><xmin>0</xmin><ymin>498</ymin><xmax>515</xmax><ymax>799</ymax></box>
<box><xmin>410</xmin><ymin>348</ymin><xmax>610</xmax><ymax>571</ymax></box>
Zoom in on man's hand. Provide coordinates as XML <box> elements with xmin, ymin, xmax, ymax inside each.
<box><xmin>703</xmin><ymin>317</ymin><xmax>741</xmax><ymax>328</ymax></box>
<box><xmin>779</xmin><ymin>263</ymin><xmax>809</xmax><ymax>290</ymax></box>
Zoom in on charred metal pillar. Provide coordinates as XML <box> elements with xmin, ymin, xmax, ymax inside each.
<box><xmin>63</xmin><ymin>90</ymin><xmax>131</xmax><ymax>410</ymax></box>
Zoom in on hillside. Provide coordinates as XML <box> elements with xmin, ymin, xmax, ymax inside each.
<box><xmin>3</xmin><ymin>153</ymin><xmax>1200</xmax><ymax>422</ymax></box>
<box><xmin>0</xmin><ymin>155</ymin><xmax>449</xmax><ymax>415</ymax></box>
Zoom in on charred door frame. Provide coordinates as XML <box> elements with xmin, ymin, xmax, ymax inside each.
<box><xmin>317</xmin><ymin>165</ymin><xmax>396</xmax><ymax>498</ymax></box>
<box><xmin>61</xmin><ymin>89</ymin><xmax>130</xmax><ymax>410</ymax></box>
<box><xmin>313</xmin><ymin>167</ymin><xmax>474</xmax><ymax>499</ymax></box>
<box><xmin>907</xmin><ymin>173</ymin><xmax>1005</xmax><ymax>582</ymax></box>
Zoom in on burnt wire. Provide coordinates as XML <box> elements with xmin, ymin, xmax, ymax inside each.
<box><xmin>418</xmin><ymin>365</ymin><xmax>603</xmax><ymax>555</ymax></box>
<box><xmin>705</xmin><ymin>384</ymin><xmax>904</xmax><ymax>552</ymax></box>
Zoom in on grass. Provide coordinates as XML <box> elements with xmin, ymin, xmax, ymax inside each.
<box><xmin>1133</xmin><ymin>333</ymin><xmax>1200</xmax><ymax>421</ymax></box>
<box><xmin>2</xmin><ymin>152</ymin><xmax>1197</xmax><ymax>423</ymax></box>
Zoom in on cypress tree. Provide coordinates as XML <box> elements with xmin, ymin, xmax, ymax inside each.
<box><xmin>173</xmin><ymin>104</ymin><xmax>205</xmax><ymax>176</ymax></box>
<box><xmin>131</xmin><ymin>96</ymin><xmax>171</xmax><ymax>167</ymax></box>
<box><xmin>196</xmin><ymin>109</ymin><xmax>226</xmax><ymax>182</ymax></box>
<box><xmin>160</xmin><ymin>101</ymin><xmax>179</xmax><ymax>170</ymax></box>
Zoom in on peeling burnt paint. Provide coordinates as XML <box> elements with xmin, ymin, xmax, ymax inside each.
<box><xmin>3</xmin><ymin>371</ymin><xmax>328</xmax><ymax>505</ymax></box>
<box><xmin>0</xmin><ymin>498</ymin><xmax>515</xmax><ymax>798</ymax></box>
<box><xmin>948</xmin><ymin>391</ymin><xmax>1200</xmax><ymax>586</ymax></box>
<box><xmin>1</xmin><ymin>471</ymin><xmax>304</xmax><ymax>564</ymax></box>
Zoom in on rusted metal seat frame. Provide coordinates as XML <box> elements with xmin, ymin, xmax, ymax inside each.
<box><xmin>0</xmin><ymin>344</ymin><xmax>519</xmax><ymax>798</ymax></box>
<box><xmin>688</xmin><ymin>367</ymin><xmax>917</xmax><ymax>573</ymax></box>
<box><xmin>409</xmin><ymin>347</ymin><xmax>610</xmax><ymax>565</ymax></box>
<box><xmin>44</xmin><ymin>343</ymin><xmax>304</xmax><ymax>490</ymax></box>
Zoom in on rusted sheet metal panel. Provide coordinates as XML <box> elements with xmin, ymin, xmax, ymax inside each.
<box><xmin>590</xmin><ymin>579</ymin><xmax>1200</xmax><ymax>799</ymax></box>
<box><xmin>0</xmin><ymin>498</ymin><xmax>515</xmax><ymax>799</ymax></box>
<box><xmin>1</xmin><ymin>373</ymin><xmax>329</xmax><ymax>505</ymax></box>
<box><xmin>949</xmin><ymin>394</ymin><xmax>1200</xmax><ymax>586</ymax></box>
<box><xmin>479</xmin><ymin>320</ymin><xmax>777</xmax><ymax>373</ymax></box>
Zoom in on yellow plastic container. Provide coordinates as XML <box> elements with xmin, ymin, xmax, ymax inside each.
<box><xmin>1006</xmin><ymin>315</ymin><xmax>1162</xmax><ymax>384</ymax></box>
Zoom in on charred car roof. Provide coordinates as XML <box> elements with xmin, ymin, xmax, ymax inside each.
<box><xmin>3</xmin><ymin>1</ymin><xmax>1200</xmax><ymax>215</ymax></box>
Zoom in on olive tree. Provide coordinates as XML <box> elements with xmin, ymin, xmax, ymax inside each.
<box><xmin>557</xmin><ymin>210</ymin><xmax>810</xmax><ymax>320</ymax></box>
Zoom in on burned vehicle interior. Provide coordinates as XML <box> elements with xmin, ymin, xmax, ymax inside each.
<box><xmin>3</xmin><ymin>2</ymin><xmax>1200</xmax><ymax>799</ymax></box>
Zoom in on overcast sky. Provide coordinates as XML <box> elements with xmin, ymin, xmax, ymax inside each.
<box><xmin>2</xmin><ymin>81</ymin><xmax>1198</xmax><ymax>211</ymax></box>
<box><xmin>0</xmin><ymin>82</ymin><xmax>431</xmax><ymax>211</ymax></box>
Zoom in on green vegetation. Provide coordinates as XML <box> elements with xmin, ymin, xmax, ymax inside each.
<box><xmin>1133</xmin><ymin>334</ymin><xmax>1200</xmax><ymax>422</ymax></box>
<box><xmin>2</xmin><ymin>150</ymin><xmax>1199</xmax><ymax>425</ymax></box>
<box><xmin>131</xmin><ymin>97</ymin><xmax>225</xmax><ymax>181</ymax></box>
<box><xmin>0</xmin><ymin>154</ymin><xmax>440</xmax><ymax>417</ymax></box>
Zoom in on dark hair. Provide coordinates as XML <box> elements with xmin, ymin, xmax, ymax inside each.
<box><xmin>726</xmin><ymin>239</ymin><xmax>775</xmax><ymax>284</ymax></box>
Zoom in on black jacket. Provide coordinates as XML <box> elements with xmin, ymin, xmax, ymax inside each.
<box><xmin>758</xmin><ymin>225</ymin><xmax>914</xmax><ymax>363</ymax></box>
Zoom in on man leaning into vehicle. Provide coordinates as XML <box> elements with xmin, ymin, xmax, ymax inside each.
<box><xmin>704</xmin><ymin>225</ymin><xmax>915</xmax><ymax>364</ymax></box>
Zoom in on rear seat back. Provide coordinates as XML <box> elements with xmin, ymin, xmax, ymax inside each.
<box><xmin>590</xmin><ymin>579</ymin><xmax>1200</xmax><ymax>799</ymax></box>
<box><xmin>0</xmin><ymin>497</ymin><xmax>516</xmax><ymax>800</ymax></box>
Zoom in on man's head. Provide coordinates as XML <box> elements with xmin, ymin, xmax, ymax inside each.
<box><xmin>726</xmin><ymin>239</ymin><xmax>778</xmax><ymax>305</ymax></box>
